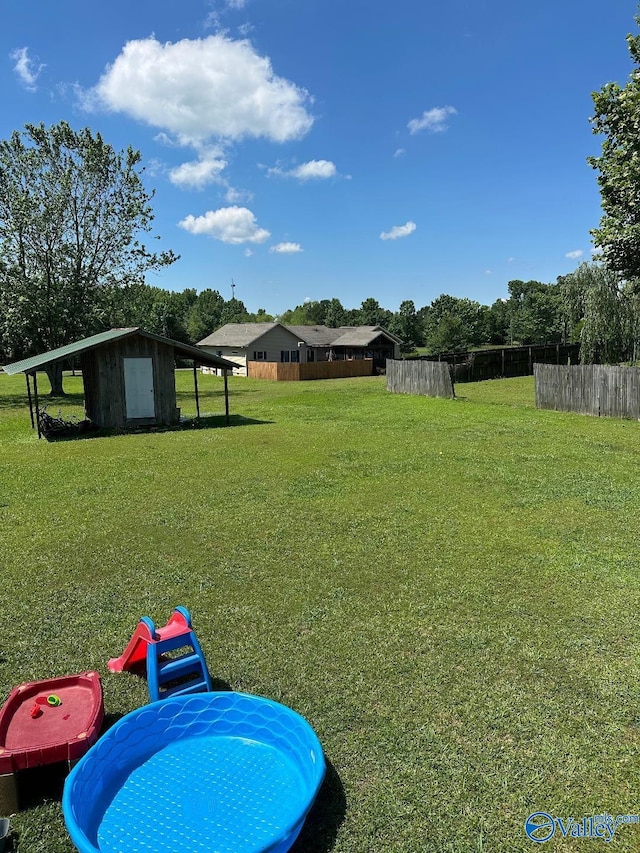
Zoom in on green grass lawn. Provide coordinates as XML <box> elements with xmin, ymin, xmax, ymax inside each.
<box><xmin>1</xmin><ymin>370</ymin><xmax>639</xmax><ymax>852</ymax></box>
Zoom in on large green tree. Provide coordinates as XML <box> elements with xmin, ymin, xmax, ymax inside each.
<box><xmin>589</xmin><ymin>15</ymin><xmax>640</xmax><ymax>278</ymax></box>
<box><xmin>357</xmin><ymin>297</ymin><xmax>393</xmax><ymax>327</ymax></box>
<box><xmin>324</xmin><ymin>298</ymin><xmax>347</xmax><ymax>328</ymax></box>
<box><xmin>486</xmin><ymin>298</ymin><xmax>510</xmax><ymax>345</ymax></box>
<box><xmin>278</xmin><ymin>298</ymin><xmax>349</xmax><ymax>328</ymax></box>
<box><xmin>388</xmin><ymin>300</ymin><xmax>423</xmax><ymax>352</ymax></box>
<box><xmin>0</xmin><ymin>121</ymin><xmax>178</xmax><ymax>393</ymax></box>
<box><xmin>186</xmin><ymin>289</ymin><xmax>226</xmax><ymax>343</ymax></box>
<box><xmin>278</xmin><ymin>302</ymin><xmax>317</xmax><ymax>325</ymax></box>
<box><xmin>423</xmin><ymin>295</ymin><xmax>488</xmax><ymax>352</ymax></box>
<box><xmin>506</xmin><ymin>279</ymin><xmax>564</xmax><ymax>344</ymax></box>
<box><xmin>219</xmin><ymin>297</ymin><xmax>251</xmax><ymax>326</ymax></box>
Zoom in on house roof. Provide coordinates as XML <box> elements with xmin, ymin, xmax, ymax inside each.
<box><xmin>330</xmin><ymin>326</ymin><xmax>403</xmax><ymax>347</ymax></box>
<box><xmin>195</xmin><ymin>322</ymin><xmax>403</xmax><ymax>350</ymax></box>
<box><xmin>198</xmin><ymin>322</ymin><xmax>302</xmax><ymax>348</ymax></box>
<box><xmin>285</xmin><ymin>325</ymin><xmax>337</xmax><ymax>346</ymax></box>
<box><xmin>287</xmin><ymin>324</ymin><xmax>402</xmax><ymax>347</ymax></box>
<box><xmin>2</xmin><ymin>328</ymin><xmax>238</xmax><ymax>375</ymax></box>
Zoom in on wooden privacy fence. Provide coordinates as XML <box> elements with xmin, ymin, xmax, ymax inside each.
<box><xmin>386</xmin><ymin>358</ymin><xmax>455</xmax><ymax>398</ymax></box>
<box><xmin>248</xmin><ymin>358</ymin><xmax>373</xmax><ymax>381</ymax></box>
<box><xmin>534</xmin><ymin>363</ymin><xmax>640</xmax><ymax>419</ymax></box>
<box><xmin>417</xmin><ymin>343</ymin><xmax>580</xmax><ymax>382</ymax></box>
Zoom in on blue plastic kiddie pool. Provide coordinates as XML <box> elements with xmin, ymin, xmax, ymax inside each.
<box><xmin>62</xmin><ymin>692</ymin><xmax>325</xmax><ymax>853</ymax></box>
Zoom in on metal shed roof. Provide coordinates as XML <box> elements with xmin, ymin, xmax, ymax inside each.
<box><xmin>2</xmin><ymin>328</ymin><xmax>238</xmax><ymax>375</ymax></box>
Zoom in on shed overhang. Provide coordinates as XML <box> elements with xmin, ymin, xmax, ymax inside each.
<box><xmin>3</xmin><ymin>328</ymin><xmax>238</xmax><ymax>375</ymax></box>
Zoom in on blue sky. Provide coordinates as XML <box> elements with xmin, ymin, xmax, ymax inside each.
<box><xmin>1</xmin><ymin>0</ymin><xmax>637</xmax><ymax>314</ymax></box>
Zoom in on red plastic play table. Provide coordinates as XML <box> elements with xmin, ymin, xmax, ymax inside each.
<box><xmin>0</xmin><ymin>671</ymin><xmax>103</xmax><ymax>813</ymax></box>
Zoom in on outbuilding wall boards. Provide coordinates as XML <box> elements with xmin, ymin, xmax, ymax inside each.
<box><xmin>82</xmin><ymin>337</ymin><xmax>178</xmax><ymax>428</ymax></box>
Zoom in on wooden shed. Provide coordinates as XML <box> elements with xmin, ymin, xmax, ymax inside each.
<box><xmin>2</xmin><ymin>327</ymin><xmax>238</xmax><ymax>436</ymax></box>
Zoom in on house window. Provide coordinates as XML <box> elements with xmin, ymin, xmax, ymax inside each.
<box><xmin>290</xmin><ymin>350</ymin><xmax>300</xmax><ymax>363</ymax></box>
<box><xmin>280</xmin><ymin>350</ymin><xmax>290</xmax><ymax>362</ymax></box>
<box><xmin>253</xmin><ymin>351</ymin><xmax>267</xmax><ymax>360</ymax></box>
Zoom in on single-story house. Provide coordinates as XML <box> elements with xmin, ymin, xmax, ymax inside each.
<box><xmin>287</xmin><ymin>325</ymin><xmax>402</xmax><ymax>368</ymax></box>
<box><xmin>198</xmin><ymin>323</ymin><xmax>402</xmax><ymax>375</ymax></box>
<box><xmin>2</xmin><ymin>327</ymin><xmax>237</xmax><ymax>436</ymax></box>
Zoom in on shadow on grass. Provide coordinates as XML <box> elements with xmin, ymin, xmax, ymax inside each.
<box><xmin>101</xmin><ymin>710</ymin><xmax>125</xmax><ymax>733</ymax></box>
<box><xmin>176</xmin><ymin>387</ymin><xmax>268</xmax><ymax>406</ymax></box>
<box><xmin>291</xmin><ymin>757</ymin><xmax>346</xmax><ymax>853</ymax></box>
<box><xmin>39</xmin><ymin>414</ymin><xmax>272</xmax><ymax>441</ymax></box>
<box><xmin>15</xmin><ymin>761</ymin><xmax>69</xmax><ymax>811</ymax></box>
<box><xmin>14</xmin><ymin>711</ymin><xmax>126</xmax><ymax>811</ymax></box>
<box><xmin>0</xmin><ymin>391</ymin><xmax>85</xmax><ymax>412</ymax></box>
<box><xmin>177</xmin><ymin>414</ymin><xmax>272</xmax><ymax>431</ymax></box>
<box><xmin>115</xmin><ymin>662</ymin><xmax>232</xmax><ymax>697</ymax></box>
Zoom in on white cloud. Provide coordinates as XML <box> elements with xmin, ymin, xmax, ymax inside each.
<box><xmin>565</xmin><ymin>249</ymin><xmax>583</xmax><ymax>259</ymax></box>
<box><xmin>154</xmin><ymin>132</ymin><xmax>179</xmax><ymax>147</ymax></box>
<box><xmin>485</xmin><ymin>269</ymin><xmax>492</xmax><ymax>275</ymax></box>
<box><xmin>169</xmin><ymin>149</ymin><xmax>227</xmax><ymax>189</ymax></box>
<box><xmin>291</xmin><ymin>160</ymin><xmax>336</xmax><ymax>180</ymax></box>
<box><xmin>380</xmin><ymin>221</ymin><xmax>416</xmax><ymax>241</ymax></box>
<box><xmin>268</xmin><ymin>159</ymin><xmax>337</xmax><ymax>181</ymax></box>
<box><xmin>507</xmin><ymin>256</ymin><xmax>515</xmax><ymax>263</ymax></box>
<box><xmin>394</xmin><ymin>148</ymin><xmax>406</xmax><ymax>158</ymax></box>
<box><xmin>270</xmin><ymin>242</ymin><xmax>303</xmax><ymax>253</ymax></box>
<box><xmin>244</xmin><ymin>248</ymin><xmax>254</xmax><ymax>257</ymax></box>
<box><xmin>89</xmin><ymin>35</ymin><xmax>313</xmax><ymax>145</ymax></box>
<box><xmin>408</xmin><ymin>106</ymin><xmax>457</xmax><ymax>134</ymax></box>
<box><xmin>205</xmin><ymin>1</ymin><xmax>249</xmax><ymax>31</ymax></box>
<box><xmin>591</xmin><ymin>247</ymin><xmax>603</xmax><ymax>256</ymax></box>
<box><xmin>178</xmin><ymin>206</ymin><xmax>270</xmax><ymax>244</ymax></box>
<box><xmin>10</xmin><ymin>47</ymin><xmax>44</xmax><ymax>91</ymax></box>
<box><xmin>145</xmin><ymin>158</ymin><xmax>164</xmax><ymax>178</ymax></box>
<box><xmin>225</xmin><ymin>186</ymin><xmax>253</xmax><ymax>203</ymax></box>
<box><xmin>204</xmin><ymin>9</ymin><xmax>220</xmax><ymax>29</ymax></box>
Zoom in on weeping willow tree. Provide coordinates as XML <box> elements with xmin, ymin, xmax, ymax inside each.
<box><xmin>559</xmin><ymin>262</ymin><xmax>640</xmax><ymax>364</ymax></box>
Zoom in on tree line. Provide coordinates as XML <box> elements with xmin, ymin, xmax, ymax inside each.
<box><xmin>278</xmin><ymin>281</ymin><xmax>570</xmax><ymax>353</ymax></box>
<box><xmin>5</xmin><ymin>266</ymin><xmax>633</xmax><ymax>364</ymax></box>
<box><xmin>0</xmin><ymin>270</ymin><xmax>594</xmax><ymax>366</ymax></box>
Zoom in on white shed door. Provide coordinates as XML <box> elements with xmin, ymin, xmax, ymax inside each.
<box><xmin>124</xmin><ymin>358</ymin><xmax>155</xmax><ymax>418</ymax></box>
